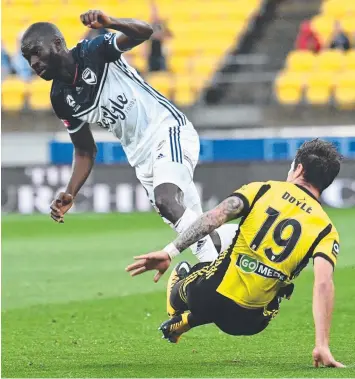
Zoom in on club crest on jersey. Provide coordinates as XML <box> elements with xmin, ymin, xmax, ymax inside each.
<box><xmin>66</xmin><ymin>94</ymin><xmax>76</xmax><ymax>108</ymax></box>
<box><xmin>82</xmin><ymin>68</ymin><xmax>97</xmax><ymax>85</ymax></box>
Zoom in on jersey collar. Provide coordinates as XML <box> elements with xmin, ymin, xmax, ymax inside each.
<box><xmin>295</xmin><ymin>184</ymin><xmax>320</xmax><ymax>204</ymax></box>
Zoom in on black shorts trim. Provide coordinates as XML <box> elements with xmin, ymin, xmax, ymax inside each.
<box><xmin>313</xmin><ymin>252</ymin><xmax>335</xmax><ymax>270</ymax></box>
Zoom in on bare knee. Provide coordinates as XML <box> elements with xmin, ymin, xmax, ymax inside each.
<box><xmin>154</xmin><ymin>183</ymin><xmax>185</xmax><ymax>224</ymax></box>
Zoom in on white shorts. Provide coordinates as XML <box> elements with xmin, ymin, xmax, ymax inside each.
<box><xmin>135</xmin><ymin>122</ymin><xmax>203</xmax><ymax>218</ymax></box>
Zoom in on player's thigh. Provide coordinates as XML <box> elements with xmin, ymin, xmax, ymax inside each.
<box><xmin>152</xmin><ymin>125</ymin><xmax>200</xmax><ymax>194</ymax></box>
<box><xmin>213</xmin><ymin>300</ymin><xmax>271</xmax><ymax>336</ymax></box>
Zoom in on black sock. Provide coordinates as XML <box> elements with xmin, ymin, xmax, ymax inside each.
<box><xmin>170</xmin><ymin>281</ymin><xmax>188</xmax><ymax>313</ymax></box>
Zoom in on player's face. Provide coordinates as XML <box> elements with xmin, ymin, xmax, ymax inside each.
<box><xmin>286</xmin><ymin>160</ymin><xmax>296</xmax><ymax>182</ymax></box>
<box><xmin>21</xmin><ymin>39</ymin><xmax>57</xmax><ymax>81</ymax></box>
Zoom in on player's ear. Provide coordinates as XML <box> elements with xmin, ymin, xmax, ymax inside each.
<box><xmin>294</xmin><ymin>163</ymin><xmax>304</xmax><ymax>179</ymax></box>
<box><xmin>52</xmin><ymin>37</ymin><xmax>63</xmax><ymax>53</ymax></box>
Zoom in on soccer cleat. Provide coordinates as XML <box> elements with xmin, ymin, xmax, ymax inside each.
<box><xmin>166</xmin><ymin>261</ymin><xmax>191</xmax><ymax>318</ymax></box>
<box><xmin>159</xmin><ymin>312</ymin><xmax>191</xmax><ymax>343</ymax></box>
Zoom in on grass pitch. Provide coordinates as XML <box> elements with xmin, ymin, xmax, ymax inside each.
<box><xmin>2</xmin><ymin>209</ymin><xmax>355</xmax><ymax>378</ymax></box>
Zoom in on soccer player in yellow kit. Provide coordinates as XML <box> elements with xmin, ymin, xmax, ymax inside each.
<box><xmin>126</xmin><ymin>139</ymin><xmax>345</xmax><ymax>368</ymax></box>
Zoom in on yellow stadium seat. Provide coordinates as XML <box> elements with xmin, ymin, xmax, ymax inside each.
<box><xmin>311</xmin><ymin>15</ymin><xmax>334</xmax><ymax>44</ymax></box>
<box><xmin>28</xmin><ymin>79</ymin><xmax>52</xmax><ymax>110</ymax></box>
<box><xmin>192</xmin><ymin>56</ymin><xmax>220</xmax><ymax>76</ymax></box>
<box><xmin>275</xmin><ymin>72</ymin><xmax>305</xmax><ymax>105</ymax></box>
<box><xmin>169</xmin><ymin>56</ymin><xmax>192</xmax><ymax>74</ymax></box>
<box><xmin>321</xmin><ymin>0</ymin><xmax>347</xmax><ymax>19</ymax></box>
<box><xmin>340</xmin><ymin>17</ymin><xmax>355</xmax><ymax>35</ymax></box>
<box><xmin>344</xmin><ymin>1</ymin><xmax>355</xmax><ymax>15</ymax></box>
<box><xmin>174</xmin><ymin>75</ymin><xmax>196</xmax><ymax>106</ymax></box>
<box><xmin>128</xmin><ymin>54</ymin><xmax>147</xmax><ymax>74</ymax></box>
<box><xmin>316</xmin><ymin>50</ymin><xmax>344</xmax><ymax>72</ymax></box>
<box><xmin>146</xmin><ymin>72</ymin><xmax>173</xmax><ymax>99</ymax></box>
<box><xmin>345</xmin><ymin>51</ymin><xmax>355</xmax><ymax>71</ymax></box>
<box><xmin>286</xmin><ymin>51</ymin><xmax>315</xmax><ymax>73</ymax></box>
<box><xmin>305</xmin><ymin>72</ymin><xmax>334</xmax><ymax>105</ymax></box>
<box><xmin>1</xmin><ymin>77</ymin><xmax>27</xmax><ymax>111</ymax></box>
<box><xmin>334</xmin><ymin>72</ymin><xmax>355</xmax><ymax>108</ymax></box>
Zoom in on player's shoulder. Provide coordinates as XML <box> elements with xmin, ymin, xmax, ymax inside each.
<box><xmin>76</xmin><ymin>33</ymin><xmax>116</xmax><ymax>61</ymax></box>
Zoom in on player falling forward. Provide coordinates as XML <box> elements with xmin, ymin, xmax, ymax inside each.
<box><xmin>127</xmin><ymin>139</ymin><xmax>345</xmax><ymax>368</ymax></box>
<box><xmin>21</xmin><ymin>10</ymin><xmax>237</xmax><ymax>264</ymax></box>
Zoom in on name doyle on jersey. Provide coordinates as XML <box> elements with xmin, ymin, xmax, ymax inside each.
<box><xmin>282</xmin><ymin>191</ymin><xmax>312</xmax><ymax>214</ymax></box>
<box><xmin>97</xmin><ymin>94</ymin><xmax>137</xmax><ymax>128</ymax></box>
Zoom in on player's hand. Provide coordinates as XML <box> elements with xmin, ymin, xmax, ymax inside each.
<box><xmin>313</xmin><ymin>346</ymin><xmax>345</xmax><ymax>368</ymax></box>
<box><xmin>50</xmin><ymin>192</ymin><xmax>74</xmax><ymax>223</ymax></box>
<box><xmin>126</xmin><ymin>251</ymin><xmax>171</xmax><ymax>283</ymax></box>
<box><xmin>80</xmin><ymin>10</ymin><xmax>112</xmax><ymax>29</ymax></box>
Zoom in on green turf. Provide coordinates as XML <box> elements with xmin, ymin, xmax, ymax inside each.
<box><xmin>2</xmin><ymin>209</ymin><xmax>355</xmax><ymax>378</ymax></box>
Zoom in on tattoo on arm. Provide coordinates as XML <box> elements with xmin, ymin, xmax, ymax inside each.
<box><xmin>173</xmin><ymin>196</ymin><xmax>244</xmax><ymax>253</ymax></box>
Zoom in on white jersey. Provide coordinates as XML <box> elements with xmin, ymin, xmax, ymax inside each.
<box><xmin>51</xmin><ymin>32</ymin><xmax>188</xmax><ymax>166</ymax></box>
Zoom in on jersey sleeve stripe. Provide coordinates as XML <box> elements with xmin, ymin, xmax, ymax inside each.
<box><xmin>229</xmin><ymin>193</ymin><xmax>250</xmax><ymax>217</ymax></box>
<box><xmin>313</xmin><ymin>252</ymin><xmax>335</xmax><ymax>270</ymax></box>
<box><xmin>67</xmin><ymin>121</ymin><xmax>86</xmax><ymax>134</ymax></box>
<box><xmin>291</xmin><ymin>223</ymin><xmax>332</xmax><ymax>279</ymax></box>
<box><xmin>112</xmin><ymin>33</ymin><xmax>131</xmax><ymax>53</ymax></box>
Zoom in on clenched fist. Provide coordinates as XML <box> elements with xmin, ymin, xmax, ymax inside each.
<box><xmin>50</xmin><ymin>192</ymin><xmax>74</xmax><ymax>223</ymax></box>
<box><xmin>80</xmin><ymin>10</ymin><xmax>112</xmax><ymax>29</ymax></box>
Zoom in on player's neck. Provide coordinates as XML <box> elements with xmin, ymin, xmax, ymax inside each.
<box><xmin>291</xmin><ymin>178</ymin><xmax>320</xmax><ymax>200</ymax></box>
<box><xmin>56</xmin><ymin>51</ymin><xmax>77</xmax><ymax>84</ymax></box>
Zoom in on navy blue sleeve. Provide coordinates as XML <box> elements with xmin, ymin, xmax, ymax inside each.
<box><xmin>87</xmin><ymin>32</ymin><xmax>125</xmax><ymax>63</ymax></box>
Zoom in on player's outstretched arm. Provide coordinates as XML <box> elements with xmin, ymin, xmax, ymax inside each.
<box><xmin>312</xmin><ymin>257</ymin><xmax>345</xmax><ymax>368</ymax></box>
<box><xmin>126</xmin><ymin>196</ymin><xmax>244</xmax><ymax>281</ymax></box>
<box><xmin>170</xmin><ymin>196</ymin><xmax>244</xmax><ymax>255</ymax></box>
<box><xmin>80</xmin><ymin>10</ymin><xmax>153</xmax><ymax>51</ymax></box>
<box><xmin>50</xmin><ymin>125</ymin><xmax>97</xmax><ymax>223</ymax></box>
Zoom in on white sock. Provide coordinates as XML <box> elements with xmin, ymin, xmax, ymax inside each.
<box><xmin>216</xmin><ymin>224</ymin><xmax>239</xmax><ymax>252</ymax></box>
<box><xmin>174</xmin><ymin>208</ymin><xmax>218</xmax><ymax>262</ymax></box>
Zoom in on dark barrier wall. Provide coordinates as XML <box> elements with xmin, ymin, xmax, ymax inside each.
<box><xmin>2</xmin><ymin>161</ymin><xmax>355</xmax><ymax>214</ymax></box>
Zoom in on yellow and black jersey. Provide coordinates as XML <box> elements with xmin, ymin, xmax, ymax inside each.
<box><xmin>216</xmin><ymin>181</ymin><xmax>339</xmax><ymax>309</ymax></box>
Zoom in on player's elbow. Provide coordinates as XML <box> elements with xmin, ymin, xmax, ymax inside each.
<box><xmin>314</xmin><ymin>278</ymin><xmax>333</xmax><ymax>293</ymax></box>
<box><xmin>142</xmin><ymin>21</ymin><xmax>154</xmax><ymax>39</ymax></box>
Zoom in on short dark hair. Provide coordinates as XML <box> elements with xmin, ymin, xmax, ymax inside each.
<box><xmin>22</xmin><ymin>22</ymin><xmax>65</xmax><ymax>46</ymax></box>
<box><xmin>294</xmin><ymin>139</ymin><xmax>342</xmax><ymax>193</ymax></box>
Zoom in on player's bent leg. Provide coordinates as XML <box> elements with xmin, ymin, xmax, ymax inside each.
<box><xmin>153</xmin><ymin>179</ymin><xmax>218</xmax><ymax>262</ymax></box>
<box><xmin>166</xmin><ymin>261</ymin><xmax>191</xmax><ymax>317</ymax></box>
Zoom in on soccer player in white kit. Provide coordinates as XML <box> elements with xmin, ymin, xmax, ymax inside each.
<box><xmin>21</xmin><ymin>10</ymin><xmax>237</xmax><ymax>265</ymax></box>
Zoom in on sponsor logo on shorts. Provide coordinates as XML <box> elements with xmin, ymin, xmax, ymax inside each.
<box><xmin>236</xmin><ymin>254</ymin><xmax>288</xmax><ymax>281</ymax></box>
